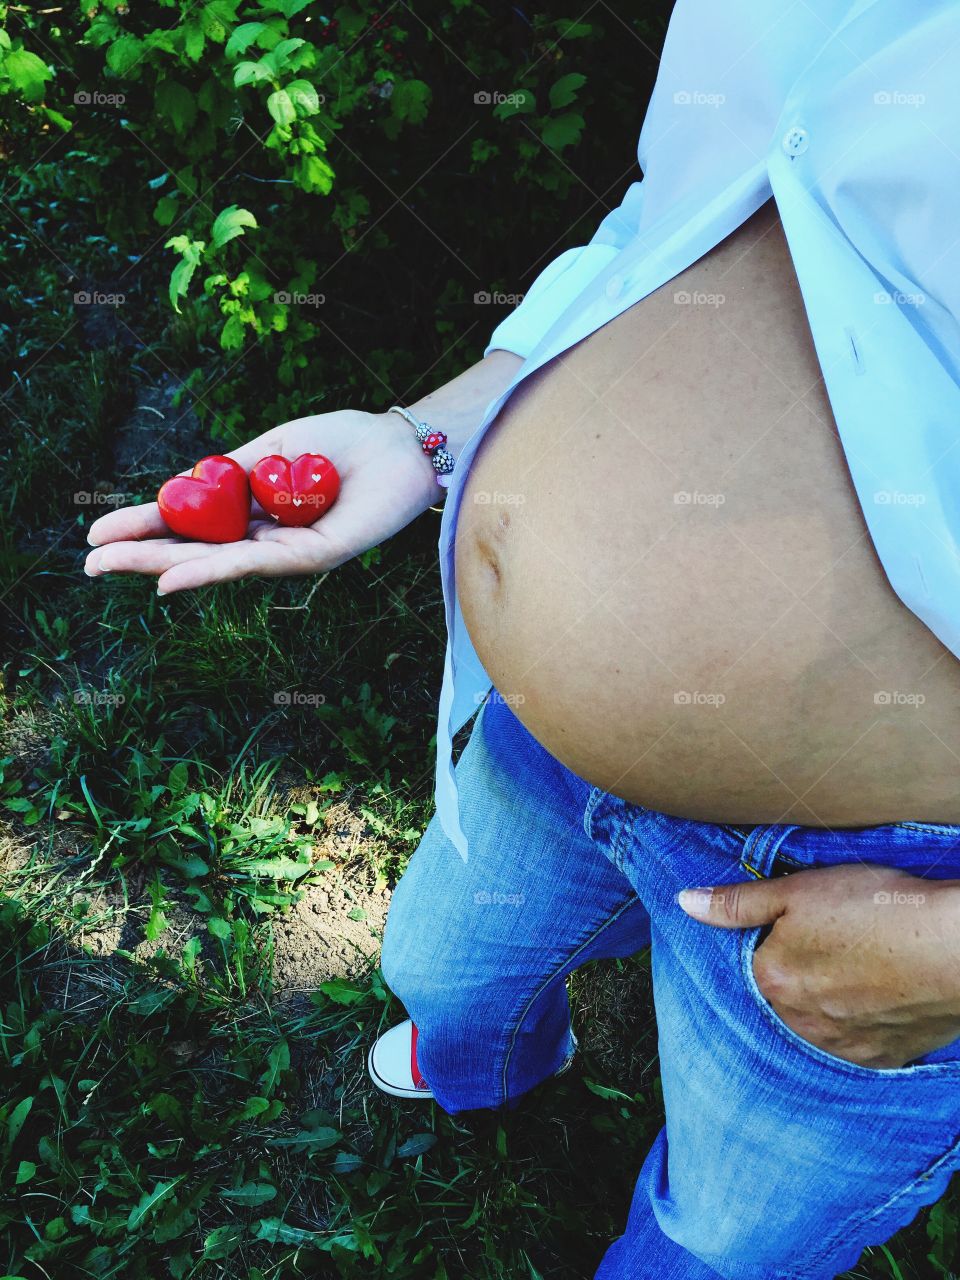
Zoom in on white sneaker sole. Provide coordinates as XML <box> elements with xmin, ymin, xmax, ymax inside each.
<box><xmin>366</xmin><ymin>1042</ymin><xmax>435</xmax><ymax>1099</ymax></box>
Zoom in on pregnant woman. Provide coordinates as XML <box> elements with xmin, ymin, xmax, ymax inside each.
<box><xmin>85</xmin><ymin>2</ymin><xmax>960</xmax><ymax>1276</ymax></box>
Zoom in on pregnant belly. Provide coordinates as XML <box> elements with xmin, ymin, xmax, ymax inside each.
<box><xmin>456</xmin><ymin>201</ymin><xmax>960</xmax><ymax>825</ymax></box>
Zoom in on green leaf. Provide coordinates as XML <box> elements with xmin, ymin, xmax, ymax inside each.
<box><xmin>183</xmin><ymin>20</ymin><xmax>205</xmax><ymax>61</ymax></box>
<box><xmin>259</xmin><ymin>1039</ymin><xmax>290</xmax><ymax>1092</ymax></box>
<box><xmin>269</xmin><ymin>1126</ymin><xmax>339</xmax><ymax>1150</ymax></box>
<box><xmin>233</xmin><ymin>60</ymin><xmax>272</xmax><ymax>86</ymax></box>
<box><xmin>390</xmin><ymin>78</ymin><xmax>431</xmax><ymax>124</ymax></box>
<box><xmin>241</xmin><ymin>854</ymin><xmax>311</xmax><ymax>880</ymax></box>
<box><xmin>330</xmin><ymin>1152</ymin><xmax>364</xmax><ymax>1174</ymax></box>
<box><xmin>15</xmin><ymin>1161</ymin><xmax>36</xmax><ymax>1184</ymax></box>
<box><xmin>40</xmin><ymin>106</ymin><xmax>72</xmax><ymax>132</ymax></box>
<box><xmin>541</xmin><ymin>111</ymin><xmax>585</xmax><ymax>151</ymax></box>
<box><xmin>549</xmin><ymin>72</ymin><xmax>587</xmax><ymax>109</ymax></box>
<box><xmin>396</xmin><ymin>1133</ymin><xmax>437</xmax><ymax>1158</ymax></box>
<box><xmin>225</xmin><ymin>22</ymin><xmax>266</xmax><ymax>58</ymax></box>
<box><xmin>267</xmin><ymin>89</ymin><xmax>296</xmax><ymax>126</ymax></box>
<box><xmin>145</xmin><ymin>901</ymin><xmax>168</xmax><ymax>942</ymax></box>
<box><xmin>583</xmin><ymin>1077</ymin><xmax>634</xmax><ymax>1101</ymax></box>
<box><xmin>127</xmin><ymin>1180</ymin><xmax>184</xmax><ymax>1231</ymax></box>
<box><xmin>202</xmin><ymin>1225</ymin><xmax>243</xmax><ymax>1259</ymax></box>
<box><xmin>279</xmin><ymin>0</ymin><xmax>314</xmax><ymax>16</ymax></box>
<box><xmin>262</xmin><ymin>37</ymin><xmax>305</xmax><ymax>74</ymax></box>
<box><xmin>297</xmin><ymin>153</ymin><xmax>334</xmax><ymax>195</ymax></box>
<box><xmin>219</xmin><ymin>1182</ymin><xmax>277</xmax><ymax>1206</ymax></box>
<box><xmin>285</xmin><ymin>78</ymin><xmax>319</xmax><ymax>116</ymax></box>
<box><xmin>156</xmin><ymin>80</ymin><xmax>197</xmax><ymax>133</ymax></box>
<box><xmin>254</xmin><ymin>1218</ymin><xmax>319</xmax><ymax>1247</ymax></box>
<box><xmin>492</xmin><ymin>87</ymin><xmax>535</xmax><ymax>119</ymax></box>
<box><xmin>220</xmin><ymin>312</ymin><xmax>248</xmax><ymax>349</ymax></box>
<box><xmin>207</xmin><ymin>916</ymin><xmax>232</xmax><ymax>941</ymax></box>
<box><xmin>6</xmin><ymin>1096</ymin><xmax>33</xmax><ymax>1149</ymax></box>
<box><xmin>106</xmin><ymin>34</ymin><xmax>144</xmax><ymax>76</ymax></box>
<box><xmin>167</xmin><ymin>761</ymin><xmax>189</xmax><ymax>796</ymax></box>
<box><xmin>4</xmin><ymin>49</ymin><xmax>52</xmax><ymax>102</ymax></box>
<box><xmin>211</xmin><ymin>204</ymin><xmax>257</xmax><ymax>249</ymax></box>
<box><xmin>316</xmin><ymin>978</ymin><xmax>365</xmax><ymax>1006</ymax></box>
<box><xmin>165</xmin><ymin>237</ymin><xmax>204</xmax><ymax>313</ymax></box>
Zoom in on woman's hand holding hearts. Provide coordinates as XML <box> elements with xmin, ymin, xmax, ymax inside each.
<box><xmin>84</xmin><ymin>409</ymin><xmax>440</xmax><ymax>595</ymax></box>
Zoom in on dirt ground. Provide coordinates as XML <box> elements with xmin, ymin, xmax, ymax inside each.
<box><xmin>0</xmin><ymin>798</ymin><xmax>393</xmax><ymax>1007</ymax></box>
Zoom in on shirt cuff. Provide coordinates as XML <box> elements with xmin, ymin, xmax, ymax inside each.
<box><xmin>482</xmin><ymin>243</ymin><xmax>620</xmax><ymax>361</ymax></box>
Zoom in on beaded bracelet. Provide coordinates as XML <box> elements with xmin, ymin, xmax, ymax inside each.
<box><xmin>387</xmin><ymin>405</ymin><xmax>455</xmax><ymax>487</ymax></box>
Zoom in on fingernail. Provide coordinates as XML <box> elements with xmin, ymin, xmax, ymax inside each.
<box><xmin>156</xmin><ymin>587</ymin><xmax>167</xmax><ymax>597</ymax></box>
<box><xmin>84</xmin><ymin>553</ymin><xmax>101</xmax><ymax>577</ymax></box>
<box><xmin>677</xmin><ymin>887</ymin><xmax>714</xmax><ymax>912</ymax></box>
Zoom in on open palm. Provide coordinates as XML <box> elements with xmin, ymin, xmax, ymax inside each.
<box><xmin>84</xmin><ymin>410</ymin><xmax>440</xmax><ymax>595</ymax></box>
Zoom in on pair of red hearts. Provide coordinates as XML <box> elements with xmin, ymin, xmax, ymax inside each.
<box><xmin>157</xmin><ymin>454</ymin><xmax>341</xmax><ymax>544</ymax></box>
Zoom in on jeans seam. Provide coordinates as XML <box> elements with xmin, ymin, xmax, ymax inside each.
<box><xmin>803</xmin><ymin>1128</ymin><xmax>960</xmax><ymax>1274</ymax></box>
<box><xmin>499</xmin><ymin>891</ymin><xmax>642</xmax><ymax>1105</ymax></box>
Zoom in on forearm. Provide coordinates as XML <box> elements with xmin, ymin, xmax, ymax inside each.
<box><xmin>405</xmin><ymin>348</ymin><xmax>524</xmax><ymax>455</ymax></box>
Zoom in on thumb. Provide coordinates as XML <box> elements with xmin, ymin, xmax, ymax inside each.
<box><xmin>677</xmin><ymin>878</ymin><xmax>789</xmax><ymax>929</ymax></box>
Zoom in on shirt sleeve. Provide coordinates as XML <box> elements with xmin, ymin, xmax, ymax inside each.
<box><xmin>483</xmin><ymin>179</ymin><xmax>645</xmax><ymax>360</ymax></box>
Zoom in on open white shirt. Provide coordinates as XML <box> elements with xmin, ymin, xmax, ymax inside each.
<box><xmin>433</xmin><ymin>0</ymin><xmax>960</xmax><ymax>860</ymax></box>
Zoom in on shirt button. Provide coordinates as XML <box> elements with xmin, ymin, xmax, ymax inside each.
<box><xmin>781</xmin><ymin>126</ymin><xmax>809</xmax><ymax>157</ymax></box>
<box><xmin>605</xmin><ymin>274</ymin><xmax>624</xmax><ymax>299</ymax></box>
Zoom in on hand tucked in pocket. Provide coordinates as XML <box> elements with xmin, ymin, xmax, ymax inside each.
<box><xmin>679</xmin><ymin>865</ymin><xmax>960</xmax><ymax>1069</ymax></box>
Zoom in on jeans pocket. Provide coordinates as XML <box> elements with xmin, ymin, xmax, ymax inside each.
<box><xmin>739</xmin><ymin>925</ymin><xmax>960</xmax><ymax>1081</ymax></box>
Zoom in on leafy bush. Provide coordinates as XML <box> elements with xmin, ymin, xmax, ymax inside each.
<box><xmin>0</xmin><ymin>0</ymin><xmax>671</xmax><ymax>444</ymax></box>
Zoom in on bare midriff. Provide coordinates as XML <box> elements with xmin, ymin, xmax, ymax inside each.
<box><xmin>455</xmin><ymin>201</ymin><xmax>960</xmax><ymax>826</ymax></box>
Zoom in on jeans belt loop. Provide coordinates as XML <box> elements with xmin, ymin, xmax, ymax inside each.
<box><xmin>740</xmin><ymin>825</ymin><xmax>800</xmax><ymax>879</ymax></box>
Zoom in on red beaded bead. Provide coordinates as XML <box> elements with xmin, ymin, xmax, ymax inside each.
<box><xmin>422</xmin><ymin>431</ymin><xmax>447</xmax><ymax>453</ymax></box>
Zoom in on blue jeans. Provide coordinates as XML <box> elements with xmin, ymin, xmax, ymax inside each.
<box><xmin>381</xmin><ymin>693</ymin><xmax>960</xmax><ymax>1279</ymax></box>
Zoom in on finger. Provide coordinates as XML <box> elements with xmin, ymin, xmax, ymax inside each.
<box><xmin>87</xmin><ymin>500</ymin><xmax>170</xmax><ymax>546</ymax></box>
<box><xmin>86</xmin><ymin>540</ymin><xmax>221</xmax><ymax>577</ymax></box>
<box><xmin>157</xmin><ymin>539</ymin><xmax>311</xmax><ymax>594</ymax></box>
<box><xmin>677</xmin><ymin>878</ymin><xmax>790</xmax><ymax>929</ymax></box>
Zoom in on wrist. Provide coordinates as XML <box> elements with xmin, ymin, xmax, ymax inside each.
<box><xmin>406</xmin><ymin>349</ymin><xmax>524</xmax><ymax>454</ymax></box>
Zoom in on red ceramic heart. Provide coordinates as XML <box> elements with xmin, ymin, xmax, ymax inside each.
<box><xmin>157</xmin><ymin>455</ymin><xmax>250</xmax><ymax>543</ymax></box>
<box><xmin>249</xmin><ymin>453</ymin><xmax>341</xmax><ymax>527</ymax></box>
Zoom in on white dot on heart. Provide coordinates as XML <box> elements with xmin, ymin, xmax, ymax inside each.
<box><xmin>311</xmin><ymin>473</ymin><xmax>322</xmax><ymax>482</ymax></box>
<box><xmin>268</xmin><ymin>473</ymin><xmax>279</xmax><ymax>484</ymax></box>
